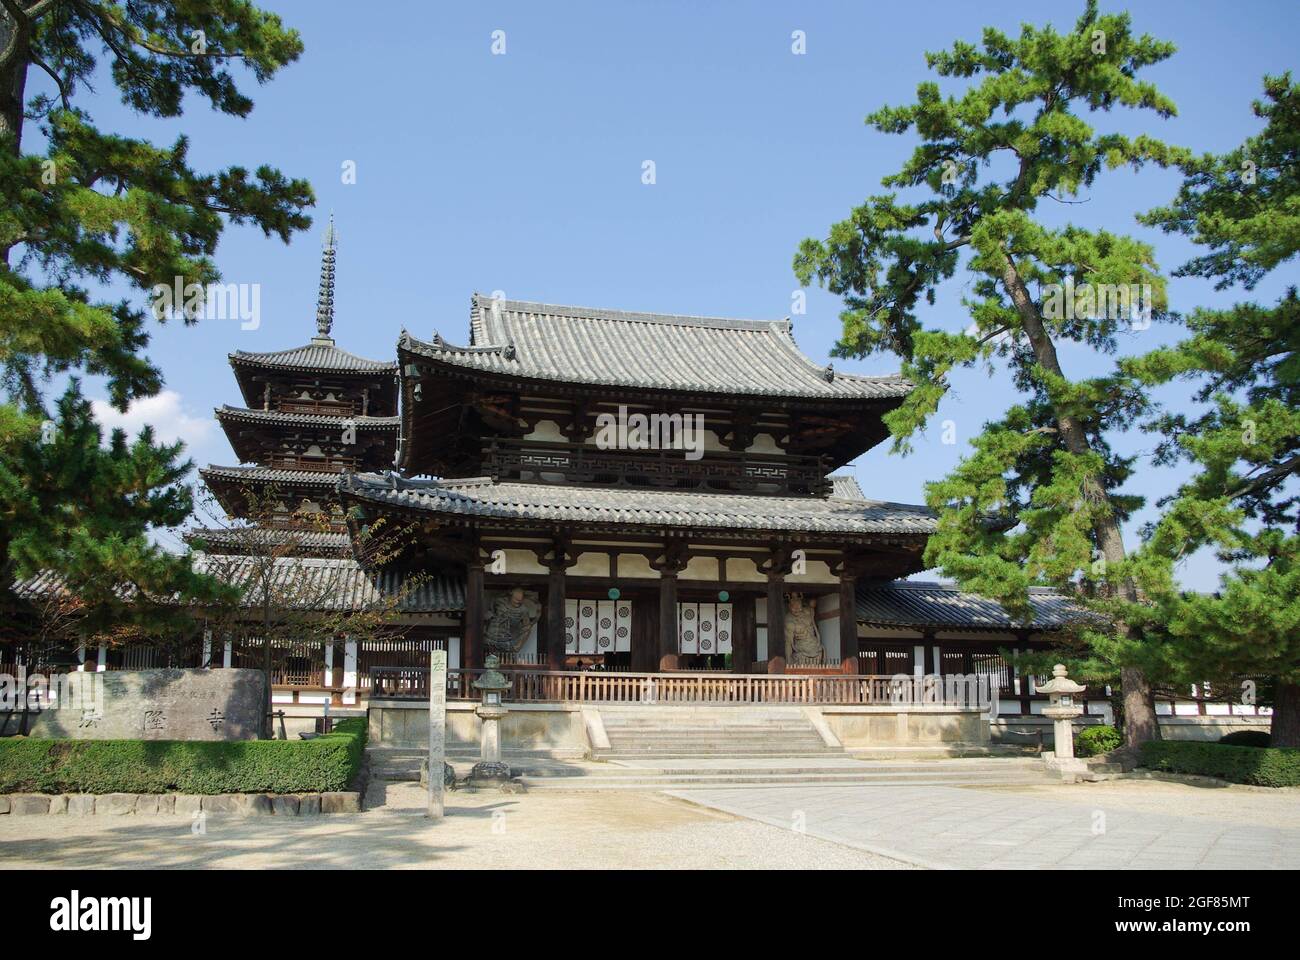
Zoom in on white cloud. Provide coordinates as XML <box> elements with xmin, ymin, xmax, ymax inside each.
<box><xmin>91</xmin><ymin>390</ymin><xmax>215</xmax><ymax>455</ymax></box>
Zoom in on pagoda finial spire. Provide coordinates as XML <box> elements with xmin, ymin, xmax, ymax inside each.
<box><xmin>314</xmin><ymin>213</ymin><xmax>338</xmax><ymax>341</ymax></box>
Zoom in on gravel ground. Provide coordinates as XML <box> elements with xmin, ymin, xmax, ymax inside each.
<box><xmin>0</xmin><ymin>784</ymin><xmax>912</xmax><ymax>870</ymax></box>
<box><xmin>973</xmin><ymin>777</ymin><xmax>1300</xmax><ymax>829</ymax></box>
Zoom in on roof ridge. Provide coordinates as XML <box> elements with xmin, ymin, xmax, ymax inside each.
<box><xmin>216</xmin><ymin>404</ymin><xmax>400</xmax><ymax>423</ymax></box>
<box><xmin>470</xmin><ymin>292</ymin><xmax>784</xmax><ymax>331</ymax></box>
<box><xmin>228</xmin><ymin>341</ymin><xmax>397</xmax><ymax>370</ymax></box>
<box><xmin>873</xmin><ymin>580</ymin><xmax>1070</xmax><ymax>597</ymax></box>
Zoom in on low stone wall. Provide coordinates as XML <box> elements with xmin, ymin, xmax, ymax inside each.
<box><xmin>369</xmin><ymin>700</ymin><xmax>589</xmax><ymax>757</ymax></box>
<box><xmin>817</xmin><ymin>705</ymin><xmax>990</xmax><ymax>747</ymax></box>
<box><xmin>0</xmin><ymin>791</ymin><xmax>361</xmax><ymax>816</ymax></box>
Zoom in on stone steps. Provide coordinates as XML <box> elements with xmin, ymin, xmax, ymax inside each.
<box><xmin>520</xmin><ymin>758</ymin><xmax>1058</xmax><ymax>791</ymax></box>
<box><xmin>595</xmin><ymin>705</ymin><xmax>839</xmax><ymax>759</ymax></box>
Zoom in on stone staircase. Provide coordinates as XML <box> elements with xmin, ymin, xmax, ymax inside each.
<box><xmin>594</xmin><ymin>705</ymin><xmax>840</xmax><ymax>760</ymax></box>
<box><xmin>518</xmin><ymin>757</ymin><xmax>1061</xmax><ymax>791</ymax></box>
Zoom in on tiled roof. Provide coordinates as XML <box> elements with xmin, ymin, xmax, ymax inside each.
<box><xmin>215</xmin><ymin>406</ymin><xmax>400</xmax><ymax>430</ymax></box>
<box><xmin>856</xmin><ymin>581</ymin><xmax>1086</xmax><ymax>630</ymax></box>
<box><xmin>829</xmin><ymin>474</ymin><xmax>865</xmax><ymax>500</ymax></box>
<box><xmin>183</xmin><ymin>527</ymin><xmax>352</xmax><ymax>557</ymax></box>
<box><xmin>230</xmin><ymin>340</ymin><xmax>397</xmax><ymax>374</ymax></box>
<box><xmin>341</xmin><ymin>472</ymin><xmax>936</xmax><ymax>536</ymax></box>
<box><xmin>190</xmin><ymin>555</ymin><xmax>463</xmax><ymax>613</ymax></box>
<box><xmin>200</xmin><ymin>465</ymin><xmax>342</xmax><ymax>487</ymax></box>
<box><xmin>399</xmin><ymin>295</ymin><xmax>913</xmax><ymax>400</ymax></box>
<box><xmin>14</xmin><ymin>561</ymin><xmax>461</xmax><ymax>614</ymax></box>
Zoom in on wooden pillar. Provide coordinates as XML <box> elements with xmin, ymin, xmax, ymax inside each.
<box><xmin>732</xmin><ymin>595</ymin><xmax>755</xmax><ymax>674</ymax></box>
<box><xmin>838</xmin><ymin>574</ymin><xmax>857</xmax><ymax>665</ymax></box>
<box><xmin>633</xmin><ymin>597</ymin><xmax>658</xmax><ymax>673</ymax></box>
<box><xmin>658</xmin><ymin>569</ymin><xmax>679</xmax><ymax>664</ymax></box>
<box><xmin>546</xmin><ymin>562</ymin><xmax>567</xmax><ymax>670</ymax></box>
<box><xmin>464</xmin><ymin>562</ymin><xmax>485</xmax><ymax>669</ymax></box>
<box><xmin>766</xmin><ymin>573</ymin><xmax>786</xmax><ymax>663</ymax></box>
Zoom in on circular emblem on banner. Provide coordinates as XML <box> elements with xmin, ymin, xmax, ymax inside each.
<box><xmin>618</xmin><ymin>606</ymin><xmax>630</xmax><ymax>618</ymax></box>
<box><xmin>564</xmin><ymin>616</ymin><xmax>574</xmax><ymax>628</ymax></box>
<box><xmin>582</xmin><ymin>606</ymin><xmax>594</xmax><ymax>617</ymax></box>
<box><xmin>701</xmin><ymin>639</ymin><xmax>712</xmax><ymax>651</ymax></box>
<box><xmin>581</xmin><ymin>627</ymin><xmax>592</xmax><ymax>639</ymax></box>
<box><xmin>702</xmin><ymin>621</ymin><xmax>712</xmax><ymax>631</ymax></box>
<box><xmin>683</xmin><ymin>608</ymin><xmax>695</xmax><ymax>620</ymax></box>
<box><xmin>616</xmin><ymin>626</ymin><xmax>628</xmax><ymax>638</ymax></box>
<box><xmin>599</xmin><ymin>637</ymin><xmax>611</xmax><ymax>648</ymax></box>
<box><xmin>718</xmin><ymin>608</ymin><xmax>730</xmax><ymax>621</ymax></box>
<box><xmin>600</xmin><ymin>617</ymin><xmax>612</xmax><ymax>629</ymax></box>
<box><xmin>683</xmin><ymin>630</ymin><xmax>695</xmax><ymax>642</ymax></box>
<box><xmin>718</xmin><ymin>630</ymin><xmax>729</xmax><ymax>642</ymax></box>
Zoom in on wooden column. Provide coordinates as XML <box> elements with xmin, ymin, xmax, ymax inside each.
<box><xmin>545</xmin><ymin>562</ymin><xmax>567</xmax><ymax>670</ymax></box>
<box><xmin>464</xmin><ymin>561</ymin><xmax>485</xmax><ymax>669</ymax></box>
<box><xmin>766</xmin><ymin>573</ymin><xmax>786</xmax><ymax>663</ymax></box>
<box><xmin>732</xmin><ymin>595</ymin><xmax>755</xmax><ymax>674</ymax></box>
<box><xmin>658</xmin><ymin>570</ymin><xmax>679</xmax><ymax>665</ymax></box>
<box><xmin>838</xmin><ymin>573</ymin><xmax>858</xmax><ymax>665</ymax></box>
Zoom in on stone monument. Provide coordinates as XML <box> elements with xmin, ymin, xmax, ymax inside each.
<box><xmin>26</xmin><ymin>668</ymin><xmax>266</xmax><ymax>741</ymax></box>
<box><xmin>427</xmin><ymin>649</ymin><xmax>447</xmax><ymax>819</ymax></box>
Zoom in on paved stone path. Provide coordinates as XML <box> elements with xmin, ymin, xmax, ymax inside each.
<box><xmin>665</xmin><ymin>783</ymin><xmax>1300</xmax><ymax>869</ymax></box>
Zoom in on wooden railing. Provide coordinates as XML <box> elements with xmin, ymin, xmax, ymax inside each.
<box><xmin>482</xmin><ymin>438</ymin><xmax>831</xmax><ymax>497</ymax></box>
<box><xmin>370</xmin><ymin>666</ymin><xmax>996</xmax><ymax>707</ymax></box>
<box><xmin>278</xmin><ymin>399</ymin><xmax>358</xmax><ymax>417</ymax></box>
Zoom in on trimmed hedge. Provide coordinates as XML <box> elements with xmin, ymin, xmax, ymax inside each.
<box><xmin>0</xmin><ymin>717</ymin><xmax>366</xmax><ymax>795</ymax></box>
<box><xmin>1219</xmin><ymin>730</ymin><xmax>1272</xmax><ymax>748</ymax></box>
<box><xmin>1075</xmin><ymin>724</ymin><xmax>1122</xmax><ymax>758</ymax></box>
<box><xmin>1140</xmin><ymin>739</ymin><xmax>1300</xmax><ymax>788</ymax></box>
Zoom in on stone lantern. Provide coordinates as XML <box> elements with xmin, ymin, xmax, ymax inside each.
<box><xmin>1037</xmin><ymin>663</ymin><xmax>1087</xmax><ymax>775</ymax></box>
<box><xmin>470</xmin><ymin>654</ymin><xmax>512</xmax><ymax>785</ymax></box>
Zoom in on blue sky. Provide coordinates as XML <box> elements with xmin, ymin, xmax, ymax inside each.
<box><xmin>43</xmin><ymin>0</ymin><xmax>1299</xmax><ymax>588</ymax></box>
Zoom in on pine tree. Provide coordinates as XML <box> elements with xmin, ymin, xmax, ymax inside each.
<box><xmin>1124</xmin><ymin>75</ymin><xmax>1300</xmax><ymax>746</ymax></box>
<box><xmin>794</xmin><ymin>1</ymin><xmax>1186</xmax><ymax>745</ymax></box>
<box><xmin>0</xmin><ymin>2</ymin><xmax>312</xmax><ymax>636</ymax></box>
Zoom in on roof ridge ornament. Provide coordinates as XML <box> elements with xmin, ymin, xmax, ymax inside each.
<box><xmin>314</xmin><ymin>213</ymin><xmax>338</xmax><ymax>343</ymax></box>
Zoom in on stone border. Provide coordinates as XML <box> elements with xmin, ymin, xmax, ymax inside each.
<box><xmin>0</xmin><ymin>791</ymin><xmax>362</xmax><ymax>816</ymax></box>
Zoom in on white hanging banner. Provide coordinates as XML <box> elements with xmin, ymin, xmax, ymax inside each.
<box><xmin>614</xmin><ymin>600</ymin><xmax>632</xmax><ymax>652</ymax></box>
<box><xmin>677</xmin><ymin>601</ymin><xmax>732</xmax><ymax>655</ymax></box>
<box><xmin>564</xmin><ymin>599</ymin><xmax>578</xmax><ymax>654</ymax></box>
<box><xmin>714</xmin><ymin>603</ymin><xmax>733</xmax><ymax>654</ymax></box>
<box><xmin>565</xmin><ymin>598</ymin><xmax>633</xmax><ymax>655</ymax></box>
<box><xmin>577</xmin><ymin>599</ymin><xmax>598</xmax><ymax>654</ymax></box>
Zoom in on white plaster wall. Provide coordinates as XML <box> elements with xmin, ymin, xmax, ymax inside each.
<box><xmin>499</xmin><ymin>549</ymin><xmax>547</xmax><ymax>576</ymax></box>
<box><xmin>726</xmin><ymin>556</ymin><xmax>765</xmax><ymax>583</ymax></box>
<box><xmin>786</xmin><ymin>559</ymin><xmax>837</xmax><ymax>585</ymax></box>
<box><xmin>815</xmin><ymin>593</ymin><xmax>838</xmax><ymax>661</ymax></box>
<box><xmin>681</xmin><ymin>556</ymin><xmax>720</xmax><ymax>581</ymax></box>
<box><xmin>571</xmin><ymin>552</ymin><xmax>610</xmax><ymax>577</ymax></box>
<box><xmin>617</xmin><ymin>553</ymin><xmax>657</xmax><ymax>578</ymax></box>
<box><xmin>745</xmin><ymin>432</ymin><xmax>782</xmax><ymax>454</ymax></box>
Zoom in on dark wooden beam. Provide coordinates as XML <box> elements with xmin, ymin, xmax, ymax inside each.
<box><xmin>464</xmin><ymin>561</ymin><xmax>485</xmax><ymax>668</ymax></box>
